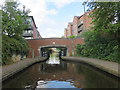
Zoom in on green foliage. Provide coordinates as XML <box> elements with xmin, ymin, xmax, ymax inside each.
<box><xmin>68</xmin><ymin>35</ymin><xmax>76</xmax><ymax>38</ymax></box>
<box><xmin>76</xmin><ymin>30</ymin><xmax>119</xmax><ymax>63</ymax></box>
<box><xmin>2</xmin><ymin>35</ymin><xmax>29</xmax><ymax>65</ymax></box>
<box><xmin>76</xmin><ymin>2</ymin><xmax>120</xmax><ymax>63</ymax></box>
<box><xmin>2</xmin><ymin>2</ymin><xmax>30</xmax><ymax>37</ymax></box>
<box><xmin>88</xmin><ymin>2</ymin><xmax>120</xmax><ymax>41</ymax></box>
<box><xmin>2</xmin><ymin>1</ymin><xmax>30</xmax><ymax>65</ymax></box>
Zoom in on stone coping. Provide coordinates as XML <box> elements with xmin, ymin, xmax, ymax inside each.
<box><xmin>0</xmin><ymin>57</ymin><xmax>47</xmax><ymax>81</ymax></box>
<box><xmin>62</xmin><ymin>56</ymin><xmax>120</xmax><ymax>78</ymax></box>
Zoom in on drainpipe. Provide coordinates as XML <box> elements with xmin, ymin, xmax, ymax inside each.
<box><xmin>72</xmin><ymin>39</ymin><xmax>74</xmax><ymax>56</ymax></box>
<box><xmin>67</xmin><ymin>48</ymin><xmax>69</xmax><ymax>56</ymax></box>
<box><xmin>32</xmin><ymin>49</ymin><xmax>34</xmax><ymax>58</ymax></box>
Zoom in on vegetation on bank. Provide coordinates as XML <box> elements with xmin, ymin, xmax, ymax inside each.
<box><xmin>68</xmin><ymin>35</ymin><xmax>76</xmax><ymax>38</ymax></box>
<box><xmin>1</xmin><ymin>2</ymin><xmax>30</xmax><ymax>65</ymax></box>
<box><xmin>76</xmin><ymin>2</ymin><xmax>120</xmax><ymax>63</ymax></box>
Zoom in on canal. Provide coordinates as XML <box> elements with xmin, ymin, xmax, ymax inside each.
<box><xmin>2</xmin><ymin>54</ymin><xmax>119</xmax><ymax>89</ymax></box>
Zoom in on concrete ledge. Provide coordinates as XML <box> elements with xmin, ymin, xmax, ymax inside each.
<box><xmin>1</xmin><ymin>57</ymin><xmax>47</xmax><ymax>81</ymax></box>
<box><xmin>62</xmin><ymin>56</ymin><xmax>120</xmax><ymax>78</ymax></box>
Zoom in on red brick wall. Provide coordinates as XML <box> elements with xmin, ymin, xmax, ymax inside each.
<box><xmin>64</xmin><ymin>10</ymin><xmax>93</xmax><ymax>38</ymax></box>
<box><xmin>78</xmin><ymin>10</ymin><xmax>93</xmax><ymax>31</ymax></box>
<box><xmin>72</xmin><ymin>16</ymin><xmax>79</xmax><ymax>36</ymax></box>
<box><xmin>64</xmin><ymin>28</ymin><xmax>67</xmax><ymax>38</ymax></box>
<box><xmin>27</xmin><ymin>38</ymin><xmax>84</xmax><ymax>58</ymax></box>
<box><xmin>67</xmin><ymin>23</ymin><xmax>73</xmax><ymax>37</ymax></box>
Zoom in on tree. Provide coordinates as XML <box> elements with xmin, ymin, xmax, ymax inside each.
<box><xmin>88</xmin><ymin>2</ymin><xmax>120</xmax><ymax>42</ymax></box>
<box><xmin>1</xmin><ymin>1</ymin><xmax>30</xmax><ymax>65</ymax></box>
<box><xmin>76</xmin><ymin>2</ymin><xmax>120</xmax><ymax>63</ymax></box>
<box><xmin>2</xmin><ymin>2</ymin><xmax>30</xmax><ymax>37</ymax></box>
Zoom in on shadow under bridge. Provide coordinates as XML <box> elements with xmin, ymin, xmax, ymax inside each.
<box><xmin>39</xmin><ymin>45</ymin><xmax>67</xmax><ymax>58</ymax></box>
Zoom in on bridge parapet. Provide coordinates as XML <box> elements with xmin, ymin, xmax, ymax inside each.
<box><xmin>27</xmin><ymin>38</ymin><xmax>84</xmax><ymax>58</ymax></box>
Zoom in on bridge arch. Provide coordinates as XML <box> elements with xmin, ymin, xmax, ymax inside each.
<box><xmin>39</xmin><ymin>45</ymin><xmax>68</xmax><ymax>57</ymax></box>
<box><xmin>27</xmin><ymin>38</ymin><xmax>84</xmax><ymax>58</ymax></box>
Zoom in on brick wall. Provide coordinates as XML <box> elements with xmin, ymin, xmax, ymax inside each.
<box><xmin>67</xmin><ymin>23</ymin><xmax>73</xmax><ymax>37</ymax></box>
<box><xmin>64</xmin><ymin>10</ymin><xmax>93</xmax><ymax>37</ymax></box>
<box><xmin>78</xmin><ymin>10</ymin><xmax>93</xmax><ymax>35</ymax></box>
<box><xmin>27</xmin><ymin>38</ymin><xmax>84</xmax><ymax>58</ymax></box>
<box><xmin>64</xmin><ymin>28</ymin><xmax>68</xmax><ymax>38</ymax></box>
<box><xmin>72</xmin><ymin>16</ymin><xmax>80</xmax><ymax>36</ymax></box>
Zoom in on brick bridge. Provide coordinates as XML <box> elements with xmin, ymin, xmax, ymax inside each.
<box><xmin>27</xmin><ymin>38</ymin><xmax>84</xmax><ymax>58</ymax></box>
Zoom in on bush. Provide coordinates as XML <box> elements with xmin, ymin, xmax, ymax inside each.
<box><xmin>2</xmin><ymin>35</ymin><xmax>29</xmax><ymax>65</ymax></box>
<box><xmin>76</xmin><ymin>30</ymin><xmax>119</xmax><ymax>63</ymax></box>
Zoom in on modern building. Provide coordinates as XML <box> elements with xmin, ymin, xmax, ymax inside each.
<box><xmin>77</xmin><ymin>10</ymin><xmax>93</xmax><ymax>35</ymax></box>
<box><xmin>64</xmin><ymin>10</ymin><xmax>93</xmax><ymax>38</ymax></box>
<box><xmin>72</xmin><ymin>16</ymin><xmax>80</xmax><ymax>36</ymax></box>
<box><xmin>64</xmin><ymin>28</ymin><xmax>68</xmax><ymax>38</ymax></box>
<box><xmin>23</xmin><ymin>16</ymin><xmax>42</xmax><ymax>39</ymax></box>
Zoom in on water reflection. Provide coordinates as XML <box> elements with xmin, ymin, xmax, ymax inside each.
<box><xmin>46</xmin><ymin>54</ymin><xmax>60</xmax><ymax>64</ymax></box>
<box><xmin>2</xmin><ymin>54</ymin><xmax>119</xmax><ymax>89</ymax></box>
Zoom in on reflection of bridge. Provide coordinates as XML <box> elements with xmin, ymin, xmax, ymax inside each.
<box><xmin>27</xmin><ymin>38</ymin><xmax>84</xmax><ymax>58</ymax></box>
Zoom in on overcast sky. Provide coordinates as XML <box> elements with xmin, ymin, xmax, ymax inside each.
<box><xmin>1</xmin><ymin>0</ymin><xmax>87</xmax><ymax>38</ymax></box>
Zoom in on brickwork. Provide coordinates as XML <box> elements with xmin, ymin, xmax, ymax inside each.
<box><xmin>67</xmin><ymin>23</ymin><xmax>73</xmax><ymax>37</ymax></box>
<box><xmin>72</xmin><ymin>16</ymin><xmax>80</xmax><ymax>36</ymax></box>
<box><xmin>64</xmin><ymin>10</ymin><xmax>93</xmax><ymax>37</ymax></box>
<box><xmin>78</xmin><ymin>10</ymin><xmax>93</xmax><ymax>35</ymax></box>
<box><xmin>64</xmin><ymin>28</ymin><xmax>68</xmax><ymax>38</ymax></box>
<box><xmin>27</xmin><ymin>38</ymin><xmax>84</xmax><ymax>58</ymax></box>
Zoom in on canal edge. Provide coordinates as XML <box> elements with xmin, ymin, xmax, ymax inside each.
<box><xmin>61</xmin><ymin>56</ymin><xmax>120</xmax><ymax>78</ymax></box>
<box><xmin>1</xmin><ymin>57</ymin><xmax>47</xmax><ymax>82</ymax></box>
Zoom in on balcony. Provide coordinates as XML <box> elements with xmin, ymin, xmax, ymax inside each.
<box><xmin>78</xmin><ymin>23</ymin><xmax>83</xmax><ymax>28</ymax></box>
<box><xmin>78</xmin><ymin>27</ymin><xmax>84</xmax><ymax>33</ymax></box>
<box><xmin>23</xmin><ymin>31</ymin><xmax>33</xmax><ymax>37</ymax></box>
<box><xmin>25</xmin><ymin>26</ymin><xmax>33</xmax><ymax>30</ymax></box>
<box><xmin>78</xmin><ymin>29</ymin><xmax>82</xmax><ymax>33</ymax></box>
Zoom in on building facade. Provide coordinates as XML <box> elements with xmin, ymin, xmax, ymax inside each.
<box><xmin>77</xmin><ymin>10</ymin><xmax>93</xmax><ymax>35</ymax></box>
<box><xmin>23</xmin><ymin>16</ymin><xmax>42</xmax><ymax>39</ymax></box>
<box><xmin>72</xmin><ymin>16</ymin><xmax>80</xmax><ymax>36</ymax></box>
<box><xmin>64</xmin><ymin>10</ymin><xmax>93</xmax><ymax>38</ymax></box>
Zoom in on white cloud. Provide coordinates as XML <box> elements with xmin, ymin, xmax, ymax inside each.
<box><xmin>19</xmin><ymin>0</ymin><xmax>46</xmax><ymax>23</ymax></box>
<box><xmin>53</xmin><ymin>0</ymin><xmax>77</xmax><ymax>8</ymax></box>
<box><xmin>0</xmin><ymin>0</ymin><xmax>4</xmax><ymax>5</ymax></box>
<box><xmin>51</xmin><ymin>0</ymin><xmax>75</xmax><ymax>8</ymax></box>
<box><xmin>46</xmin><ymin>0</ymin><xmax>86</xmax><ymax>8</ymax></box>
<box><xmin>19</xmin><ymin>0</ymin><xmax>57</xmax><ymax>25</ymax></box>
<box><xmin>48</xmin><ymin>9</ymin><xmax>57</xmax><ymax>15</ymax></box>
<box><xmin>42</xmin><ymin>28</ymin><xmax>63</xmax><ymax>38</ymax></box>
<box><xmin>18</xmin><ymin>0</ymin><xmax>59</xmax><ymax>38</ymax></box>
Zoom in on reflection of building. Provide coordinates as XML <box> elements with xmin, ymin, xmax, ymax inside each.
<box><xmin>23</xmin><ymin>16</ymin><xmax>42</xmax><ymax>39</ymax></box>
<box><xmin>64</xmin><ymin>10</ymin><xmax>93</xmax><ymax>38</ymax></box>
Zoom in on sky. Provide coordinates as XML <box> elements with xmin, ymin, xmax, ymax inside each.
<box><xmin>0</xmin><ymin>0</ymin><xmax>88</xmax><ymax>38</ymax></box>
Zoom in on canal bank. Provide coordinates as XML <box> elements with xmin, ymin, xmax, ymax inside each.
<box><xmin>1</xmin><ymin>57</ymin><xmax>47</xmax><ymax>81</ymax></box>
<box><xmin>2</xmin><ymin>55</ymin><xmax>119</xmax><ymax>88</ymax></box>
<box><xmin>62</xmin><ymin>56</ymin><xmax>120</xmax><ymax>78</ymax></box>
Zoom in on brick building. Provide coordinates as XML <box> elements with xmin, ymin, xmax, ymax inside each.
<box><xmin>64</xmin><ymin>10</ymin><xmax>93</xmax><ymax>38</ymax></box>
<box><xmin>23</xmin><ymin>16</ymin><xmax>42</xmax><ymax>39</ymax></box>
<box><xmin>78</xmin><ymin>10</ymin><xmax>93</xmax><ymax>35</ymax></box>
<box><xmin>64</xmin><ymin>28</ymin><xmax>68</xmax><ymax>38</ymax></box>
<box><xmin>72</xmin><ymin>16</ymin><xmax>80</xmax><ymax>36</ymax></box>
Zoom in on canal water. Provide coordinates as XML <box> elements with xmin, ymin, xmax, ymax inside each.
<box><xmin>2</xmin><ymin>55</ymin><xmax>119</xmax><ymax>89</ymax></box>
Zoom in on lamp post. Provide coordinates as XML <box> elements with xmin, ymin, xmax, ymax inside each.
<box><xmin>82</xmin><ymin>1</ymin><xmax>87</xmax><ymax>31</ymax></box>
<box><xmin>82</xmin><ymin>1</ymin><xmax>87</xmax><ymax>14</ymax></box>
